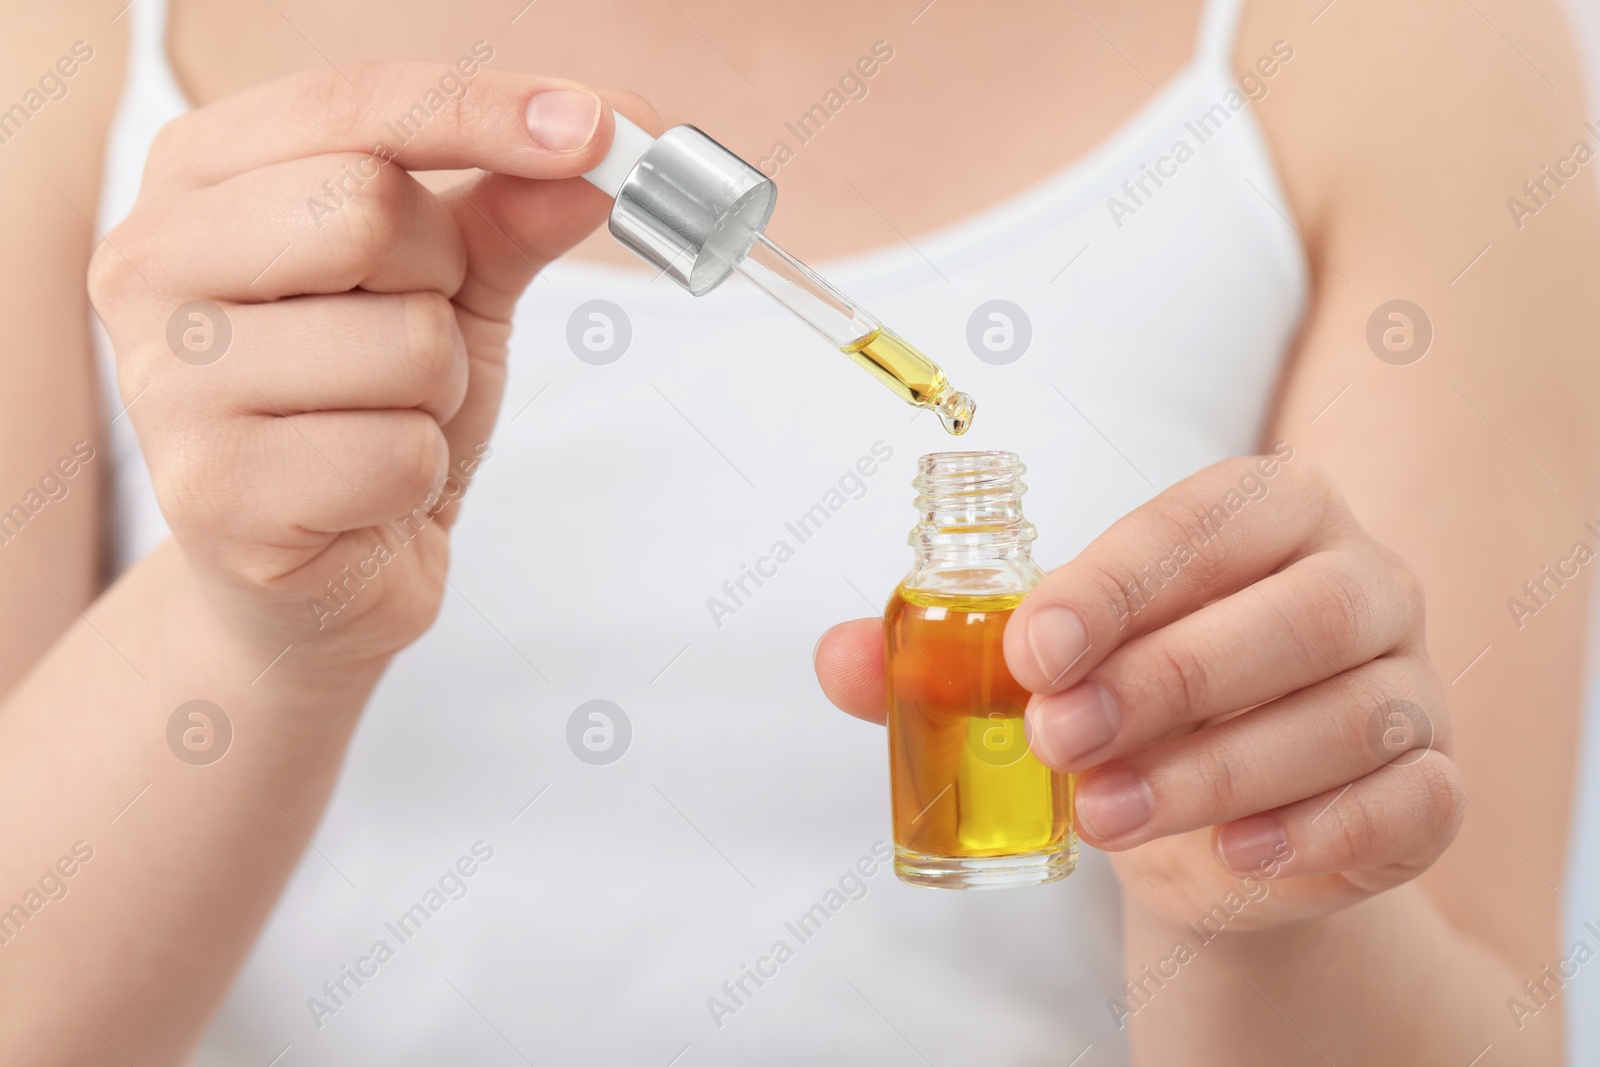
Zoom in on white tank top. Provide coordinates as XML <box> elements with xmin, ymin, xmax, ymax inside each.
<box><xmin>97</xmin><ymin>2</ymin><xmax>1309</xmax><ymax>1063</ymax></box>
<box><xmin>1553</xmin><ymin>3</ymin><xmax>1600</xmax><ymax>1061</ymax></box>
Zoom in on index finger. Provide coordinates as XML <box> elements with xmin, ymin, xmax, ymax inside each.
<box><xmin>148</xmin><ymin>61</ymin><xmax>616</xmax><ymax>189</ymax></box>
<box><xmin>1003</xmin><ymin>449</ymin><xmax>1350</xmax><ymax>695</ymax></box>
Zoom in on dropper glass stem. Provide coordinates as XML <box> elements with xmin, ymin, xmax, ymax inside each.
<box><xmin>579</xmin><ymin>115</ymin><xmax>975</xmax><ymax>433</ymax></box>
<box><xmin>736</xmin><ymin>233</ymin><xmax>878</xmax><ymax>348</ymax></box>
<box><xmin>733</xmin><ymin>234</ymin><xmax>975</xmax><ymax>435</ymax></box>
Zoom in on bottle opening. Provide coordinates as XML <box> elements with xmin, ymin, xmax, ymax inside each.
<box><xmin>912</xmin><ymin>451</ymin><xmax>1035</xmax><ymax>546</ymax></box>
<box><xmin>917</xmin><ymin>450</ymin><xmax>1020</xmax><ymax>473</ymax></box>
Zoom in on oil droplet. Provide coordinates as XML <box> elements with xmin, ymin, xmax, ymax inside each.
<box><xmin>935</xmin><ymin>391</ymin><xmax>976</xmax><ymax>435</ymax></box>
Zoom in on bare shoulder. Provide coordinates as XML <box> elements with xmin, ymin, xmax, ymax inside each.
<box><xmin>1234</xmin><ymin>0</ymin><xmax>1600</xmax><ymax>472</ymax></box>
<box><xmin>1238</xmin><ymin>0</ymin><xmax>1592</xmax><ymax>240</ymax></box>
<box><xmin>0</xmin><ymin>4</ymin><xmax>127</xmax><ymax>155</ymax></box>
<box><xmin>0</xmin><ymin>2</ymin><xmax>130</xmax><ymax>316</ymax></box>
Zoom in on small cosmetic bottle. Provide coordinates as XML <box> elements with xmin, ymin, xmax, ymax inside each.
<box><xmin>884</xmin><ymin>451</ymin><xmax>1076</xmax><ymax>889</ymax></box>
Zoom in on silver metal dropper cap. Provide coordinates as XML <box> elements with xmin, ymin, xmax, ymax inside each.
<box><xmin>604</xmin><ymin>125</ymin><xmax>776</xmax><ymax>296</ymax></box>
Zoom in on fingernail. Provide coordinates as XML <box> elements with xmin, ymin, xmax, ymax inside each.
<box><xmin>1217</xmin><ymin>815</ymin><xmax>1288</xmax><ymax>873</ymax></box>
<box><xmin>525</xmin><ymin>89</ymin><xmax>602</xmax><ymax>151</ymax></box>
<box><xmin>1028</xmin><ymin>606</ymin><xmax>1089</xmax><ymax>688</ymax></box>
<box><xmin>1028</xmin><ymin>683</ymin><xmax>1119</xmax><ymax>767</ymax></box>
<box><xmin>1076</xmin><ymin>768</ymin><xmax>1153</xmax><ymax>842</ymax></box>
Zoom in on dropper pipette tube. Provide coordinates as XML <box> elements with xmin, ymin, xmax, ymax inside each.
<box><xmin>733</xmin><ymin>234</ymin><xmax>975</xmax><ymax>434</ymax></box>
<box><xmin>582</xmin><ymin>116</ymin><xmax>975</xmax><ymax>434</ymax></box>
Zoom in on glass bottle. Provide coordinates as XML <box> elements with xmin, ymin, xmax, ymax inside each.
<box><xmin>884</xmin><ymin>451</ymin><xmax>1076</xmax><ymax>889</ymax></box>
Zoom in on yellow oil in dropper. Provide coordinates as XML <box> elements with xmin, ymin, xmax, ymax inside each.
<box><xmin>735</xmin><ymin>233</ymin><xmax>976</xmax><ymax>435</ymax></box>
<box><xmin>581</xmin><ymin>115</ymin><xmax>975</xmax><ymax>430</ymax></box>
<box><xmin>842</xmin><ymin>328</ymin><xmax>975</xmax><ymax>435</ymax></box>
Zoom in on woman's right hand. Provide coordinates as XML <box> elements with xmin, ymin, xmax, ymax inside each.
<box><xmin>90</xmin><ymin>62</ymin><xmax>646</xmax><ymax>669</ymax></box>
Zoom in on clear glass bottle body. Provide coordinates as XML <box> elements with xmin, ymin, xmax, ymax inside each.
<box><xmin>884</xmin><ymin>451</ymin><xmax>1076</xmax><ymax>889</ymax></box>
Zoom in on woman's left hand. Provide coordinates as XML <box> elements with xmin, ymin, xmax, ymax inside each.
<box><xmin>814</xmin><ymin>451</ymin><xmax>1465</xmax><ymax>930</ymax></box>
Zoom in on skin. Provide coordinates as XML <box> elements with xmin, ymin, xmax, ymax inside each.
<box><xmin>821</xmin><ymin>1</ymin><xmax>1600</xmax><ymax>1062</ymax></box>
<box><xmin>0</xmin><ymin>0</ymin><xmax>1595</xmax><ymax>1063</ymax></box>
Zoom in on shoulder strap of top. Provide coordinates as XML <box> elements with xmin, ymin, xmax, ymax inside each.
<box><xmin>126</xmin><ymin>0</ymin><xmax>170</xmax><ymax>69</ymax></box>
<box><xmin>1194</xmin><ymin>0</ymin><xmax>1245</xmax><ymax>71</ymax></box>
<box><xmin>123</xmin><ymin>0</ymin><xmax>190</xmax><ymax>109</ymax></box>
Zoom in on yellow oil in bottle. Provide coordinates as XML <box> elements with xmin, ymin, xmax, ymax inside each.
<box><xmin>885</xmin><ymin>585</ymin><xmax>1075</xmax><ymax>887</ymax></box>
<box><xmin>842</xmin><ymin>328</ymin><xmax>975</xmax><ymax>435</ymax></box>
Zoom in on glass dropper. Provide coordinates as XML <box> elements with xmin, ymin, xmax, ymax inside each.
<box><xmin>733</xmin><ymin>233</ymin><xmax>975</xmax><ymax>434</ymax></box>
<box><xmin>581</xmin><ymin>115</ymin><xmax>976</xmax><ymax>435</ymax></box>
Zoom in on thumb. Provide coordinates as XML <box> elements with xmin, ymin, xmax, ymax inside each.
<box><xmin>815</xmin><ymin>618</ymin><xmax>888</xmax><ymax>724</ymax></box>
<box><xmin>447</xmin><ymin>91</ymin><xmax>662</xmax><ymax>326</ymax></box>
<box><xmin>432</xmin><ymin>93</ymin><xmax>661</xmax><ymax>522</ymax></box>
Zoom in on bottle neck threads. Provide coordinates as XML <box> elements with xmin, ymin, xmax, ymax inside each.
<box><xmin>910</xmin><ymin>451</ymin><xmax>1036</xmax><ymax>561</ymax></box>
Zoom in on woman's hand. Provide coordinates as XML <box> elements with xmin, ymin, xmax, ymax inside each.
<box><xmin>90</xmin><ymin>61</ymin><xmax>648</xmax><ymax>668</ymax></box>
<box><xmin>815</xmin><ymin>452</ymin><xmax>1464</xmax><ymax>930</ymax></box>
